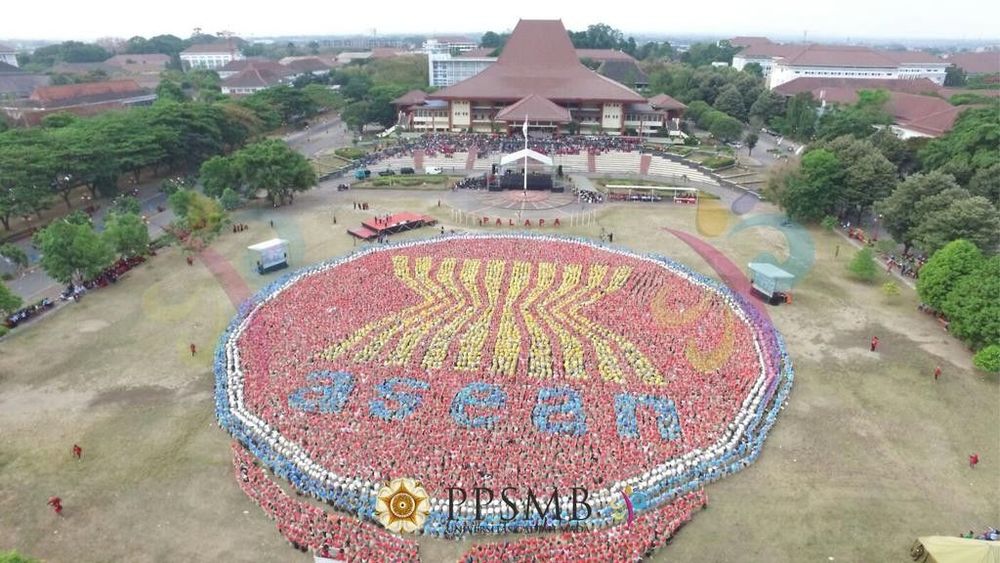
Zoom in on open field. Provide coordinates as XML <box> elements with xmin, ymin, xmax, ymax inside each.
<box><xmin>1</xmin><ymin>184</ymin><xmax>996</xmax><ymax>562</ymax></box>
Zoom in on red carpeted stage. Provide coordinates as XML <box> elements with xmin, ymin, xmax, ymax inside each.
<box><xmin>347</xmin><ymin>211</ymin><xmax>438</xmax><ymax>240</ymax></box>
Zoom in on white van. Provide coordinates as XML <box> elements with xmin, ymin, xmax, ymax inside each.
<box><xmin>425</xmin><ymin>166</ymin><xmax>443</xmax><ymax>175</ymax></box>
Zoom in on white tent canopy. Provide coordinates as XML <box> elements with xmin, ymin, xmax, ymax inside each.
<box><xmin>248</xmin><ymin>238</ymin><xmax>288</xmax><ymax>252</ymax></box>
<box><xmin>500</xmin><ymin>149</ymin><xmax>553</xmax><ymax>167</ymax></box>
<box><xmin>248</xmin><ymin>238</ymin><xmax>290</xmax><ymax>274</ymax></box>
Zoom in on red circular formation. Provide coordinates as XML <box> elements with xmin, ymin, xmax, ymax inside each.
<box><xmin>233</xmin><ymin>237</ymin><xmax>765</xmax><ymax>494</ymax></box>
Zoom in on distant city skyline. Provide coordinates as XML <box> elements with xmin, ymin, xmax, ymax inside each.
<box><xmin>2</xmin><ymin>0</ymin><xmax>999</xmax><ymax>43</ymax></box>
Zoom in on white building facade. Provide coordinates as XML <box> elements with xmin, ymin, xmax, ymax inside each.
<box><xmin>732</xmin><ymin>42</ymin><xmax>949</xmax><ymax>89</ymax></box>
<box><xmin>428</xmin><ymin>53</ymin><xmax>496</xmax><ymax>87</ymax></box>
<box><xmin>180</xmin><ymin>44</ymin><xmax>245</xmax><ymax>70</ymax></box>
<box><xmin>422</xmin><ymin>37</ymin><xmax>478</xmax><ymax>54</ymax></box>
<box><xmin>769</xmin><ymin>60</ymin><xmax>949</xmax><ymax>88</ymax></box>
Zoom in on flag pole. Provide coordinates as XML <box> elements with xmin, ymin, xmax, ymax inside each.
<box><xmin>522</xmin><ymin>116</ymin><xmax>528</xmax><ymax>197</ymax></box>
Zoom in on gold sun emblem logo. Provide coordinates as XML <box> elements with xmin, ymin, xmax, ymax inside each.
<box><xmin>376</xmin><ymin>478</ymin><xmax>431</xmax><ymax>533</ymax></box>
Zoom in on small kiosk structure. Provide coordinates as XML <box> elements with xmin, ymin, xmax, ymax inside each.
<box><xmin>748</xmin><ymin>262</ymin><xmax>795</xmax><ymax>305</ymax></box>
<box><xmin>248</xmin><ymin>238</ymin><xmax>289</xmax><ymax>274</ymax></box>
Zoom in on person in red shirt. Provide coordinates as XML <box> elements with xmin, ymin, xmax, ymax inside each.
<box><xmin>47</xmin><ymin>496</ymin><xmax>63</xmax><ymax>515</ymax></box>
<box><xmin>190</xmin><ymin>343</ymin><xmax>197</xmax><ymax>356</ymax></box>
<box><xmin>870</xmin><ymin>336</ymin><xmax>879</xmax><ymax>352</ymax></box>
<box><xmin>969</xmin><ymin>453</ymin><xmax>979</xmax><ymax>468</ymax></box>
<box><xmin>72</xmin><ymin>444</ymin><xmax>82</xmax><ymax>459</ymax></box>
<box><xmin>934</xmin><ymin>366</ymin><xmax>941</xmax><ymax>381</ymax></box>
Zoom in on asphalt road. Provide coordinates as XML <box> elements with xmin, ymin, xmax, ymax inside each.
<box><xmin>3</xmin><ymin>112</ymin><xmax>352</xmax><ymax>303</ymax></box>
<box><xmin>3</xmin><ymin>182</ymin><xmax>172</xmax><ymax>302</ymax></box>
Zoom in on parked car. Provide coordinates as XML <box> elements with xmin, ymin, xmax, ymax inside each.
<box><xmin>354</xmin><ymin>169</ymin><xmax>371</xmax><ymax>180</ymax></box>
<box><xmin>379</xmin><ymin>169</ymin><xmax>396</xmax><ymax>176</ymax></box>
<box><xmin>337</xmin><ymin>183</ymin><xmax>350</xmax><ymax>191</ymax></box>
<box><xmin>400</xmin><ymin>167</ymin><xmax>415</xmax><ymax>175</ymax></box>
<box><xmin>425</xmin><ymin>166</ymin><xmax>443</xmax><ymax>175</ymax></box>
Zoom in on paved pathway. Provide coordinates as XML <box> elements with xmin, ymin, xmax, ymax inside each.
<box><xmin>5</xmin><ymin>180</ymin><xmax>173</xmax><ymax>302</ymax></box>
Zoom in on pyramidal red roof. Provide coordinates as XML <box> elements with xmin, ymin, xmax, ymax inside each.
<box><xmin>494</xmin><ymin>94</ymin><xmax>572</xmax><ymax>122</ymax></box>
<box><xmin>432</xmin><ymin>19</ymin><xmax>643</xmax><ymax>103</ymax></box>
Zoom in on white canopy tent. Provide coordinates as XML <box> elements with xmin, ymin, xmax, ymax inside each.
<box><xmin>248</xmin><ymin>238</ymin><xmax>289</xmax><ymax>274</ymax></box>
<box><xmin>500</xmin><ymin>149</ymin><xmax>554</xmax><ymax>167</ymax></box>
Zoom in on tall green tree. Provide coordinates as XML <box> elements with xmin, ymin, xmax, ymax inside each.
<box><xmin>743</xmin><ymin>62</ymin><xmax>763</xmax><ymax>77</ymax></box>
<box><xmin>968</xmin><ymin>162</ymin><xmax>1000</xmax><ymax>202</ymax></box>
<box><xmin>748</xmin><ymin>89</ymin><xmax>785</xmax><ymax>126</ymax></box>
<box><xmin>911</xmin><ymin>195</ymin><xmax>999</xmax><ymax>254</ymax></box>
<box><xmin>680</xmin><ymin>41</ymin><xmax>740</xmax><ymax>67</ymax></box>
<box><xmin>713</xmin><ymin>84</ymin><xmax>747</xmax><ymax>121</ymax></box>
<box><xmin>941</xmin><ymin>256</ymin><xmax>1000</xmax><ymax>350</ymax></box>
<box><xmin>920</xmin><ymin>108</ymin><xmax>999</xmax><ymax>185</ymax></box>
<box><xmin>199</xmin><ymin>155</ymin><xmax>241</xmax><ymax>198</ymax></box>
<box><xmin>943</xmin><ymin>65</ymin><xmax>966</xmax><ymax>87</ymax></box>
<box><xmin>0</xmin><ymin>282</ymin><xmax>22</xmax><ymax>317</ymax></box>
<box><xmin>777</xmin><ymin>92</ymin><xmax>818</xmax><ymax>139</ymax></box>
<box><xmin>103</xmin><ymin>212</ymin><xmax>150</xmax><ymax>258</ymax></box>
<box><xmin>847</xmin><ymin>247</ymin><xmax>878</xmax><ymax>282</ymax></box>
<box><xmin>341</xmin><ymin>101</ymin><xmax>370</xmax><ymax>133</ymax></box>
<box><xmin>973</xmin><ymin>345</ymin><xmax>1000</xmax><ymax>372</ymax></box>
<box><xmin>111</xmin><ymin>195</ymin><xmax>141</xmax><ymax>216</ymax></box>
<box><xmin>155</xmin><ymin>80</ymin><xmax>186</xmax><ymax>103</ymax></box>
<box><xmin>777</xmin><ymin>149</ymin><xmax>843</xmax><ymax>222</ymax></box>
<box><xmin>33</xmin><ymin>218</ymin><xmax>114</xmax><ymax>284</ymax></box>
<box><xmin>744</xmin><ymin>132</ymin><xmax>759</xmax><ymax>156</ymax></box>
<box><xmin>479</xmin><ymin>31</ymin><xmax>507</xmax><ymax>49</ymax></box>
<box><xmin>880</xmin><ymin>171</ymin><xmax>961</xmax><ymax>253</ymax></box>
<box><xmin>916</xmin><ymin>239</ymin><xmax>982</xmax><ymax>310</ymax></box>
<box><xmin>231</xmin><ymin>140</ymin><xmax>317</xmax><ymax>206</ymax></box>
<box><xmin>709</xmin><ymin>114</ymin><xmax>743</xmax><ymax>142</ymax></box>
<box><xmin>822</xmin><ymin>136</ymin><xmax>898</xmax><ymax>221</ymax></box>
<box><xmin>0</xmin><ymin>243</ymin><xmax>28</xmax><ymax>271</ymax></box>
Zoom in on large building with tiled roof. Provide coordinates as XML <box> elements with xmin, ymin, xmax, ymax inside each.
<box><xmin>944</xmin><ymin>51</ymin><xmax>1000</xmax><ymax>77</ymax></box>
<box><xmin>732</xmin><ymin>39</ymin><xmax>949</xmax><ymax>88</ymax></box>
<box><xmin>1</xmin><ymin>79</ymin><xmax>155</xmax><ymax>126</ymax></box>
<box><xmin>180</xmin><ymin>40</ymin><xmax>244</xmax><ymax>70</ymax></box>
<box><xmin>773</xmin><ymin>76</ymin><xmax>964</xmax><ymax>138</ymax></box>
<box><xmin>769</xmin><ymin>45</ymin><xmax>948</xmax><ymax>88</ymax></box>
<box><xmin>104</xmin><ymin>54</ymin><xmax>170</xmax><ymax>74</ymax></box>
<box><xmin>417</xmin><ymin>19</ymin><xmax>659</xmax><ymax>135</ymax></box>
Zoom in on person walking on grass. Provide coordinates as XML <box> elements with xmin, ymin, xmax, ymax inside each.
<box><xmin>870</xmin><ymin>336</ymin><xmax>879</xmax><ymax>352</ymax></box>
<box><xmin>934</xmin><ymin>365</ymin><xmax>941</xmax><ymax>381</ymax></box>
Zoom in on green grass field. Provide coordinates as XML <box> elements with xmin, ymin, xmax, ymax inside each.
<box><xmin>0</xmin><ymin>186</ymin><xmax>995</xmax><ymax>562</ymax></box>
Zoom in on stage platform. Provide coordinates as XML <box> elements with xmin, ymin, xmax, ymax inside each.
<box><xmin>348</xmin><ymin>211</ymin><xmax>438</xmax><ymax>240</ymax></box>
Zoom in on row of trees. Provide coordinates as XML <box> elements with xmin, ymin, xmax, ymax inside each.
<box><xmin>917</xmin><ymin>240</ymin><xmax>999</xmax><ymax>370</ymax></box>
<box><xmin>200</xmin><ymin>140</ymin><xmax>316</xmax><ymax>207</ymax></box>
<box><xmin>326</xmin><ymin>58</ymin><xmax>429</xmax><ymax>133</ymax></box>
<box><xmin>764</xmin><ymin>99</ymin><xmax>998</xmax><ymax>369</ymax></box>
<box><xmin>32</xmin><ymin>205</ymin><xmax>149</xmax><ymax>286</ymax></box>
<box><xmin>770</xmin><ymin>106</ymin><xmax>998</xmax><ymax>256</ymax></box>
<box><xmin>0</xmin><ymin>79</ymin><xmax>330</xmax><ymax>232</ymax></box>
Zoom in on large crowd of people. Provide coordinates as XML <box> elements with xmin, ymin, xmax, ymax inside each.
<box><xmin>232</xmin><ymin>443</ymin><xmax>418</xmax><ymax>562</ymax></box>
<box><xmin>353</xmin><ymin>133</ymin><xmax>642</xmax><ymax>171</ymax></box>
<box><xmin>215</xmin><ymin>234</ymin><xmax>793</xmax><ymax>553</ymax></box>
<box><xmin>460</xmin><ymin>488</ymin><xmax>707</xmax><ymax>562</ymax></box>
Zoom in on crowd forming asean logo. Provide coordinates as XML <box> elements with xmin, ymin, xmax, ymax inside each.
<box><xmin>215</xmin><ymin>234</ymin><xmax>794</xmax><ymax>540</ymax></box>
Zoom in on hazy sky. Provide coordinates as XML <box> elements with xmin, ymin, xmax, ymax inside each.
<box><xmin>2</xmin><ymin>0</ymin><xmax>997</xmax><ymax>42</ymax></box>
